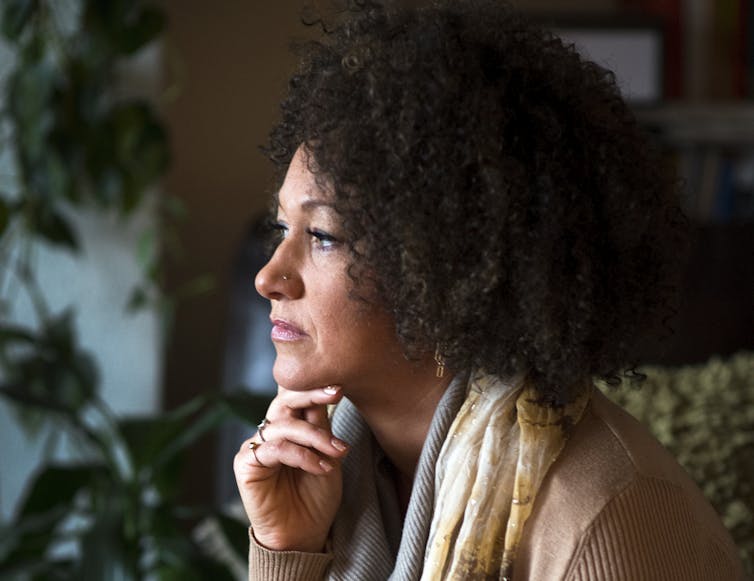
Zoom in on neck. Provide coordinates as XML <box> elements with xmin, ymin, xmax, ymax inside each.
<box><xmin>347</xmin><ymin>360</ymin><xmax>453</xmax><ymax>481</ymax></box>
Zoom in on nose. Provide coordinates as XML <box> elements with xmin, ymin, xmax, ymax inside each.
<box><xmin>255</xmin><ymin>246</ymin><xmax>302</xmax><ymax>301</ymax></box>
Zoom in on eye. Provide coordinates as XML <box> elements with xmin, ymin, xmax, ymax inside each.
<box><xmin>307</xmin><ymin>228</ymin><xmax>340</xmax><ymax>250</ymax></box>
<box><xmin>269</xmin><ymin>221</ymin><xmax>288</xmax><ymax>245</ymax></box>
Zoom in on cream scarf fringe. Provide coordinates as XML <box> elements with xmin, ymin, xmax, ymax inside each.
<box><xmin>422</xmin><ymin>370</ymin><xmax>591</xmax><ymax>580</ymax></box>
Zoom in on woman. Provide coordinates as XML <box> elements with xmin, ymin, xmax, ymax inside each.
<box><xmin>234</xmin><ymin>2</ymin><xmax>744</xmax><ymax>579</ymax></box>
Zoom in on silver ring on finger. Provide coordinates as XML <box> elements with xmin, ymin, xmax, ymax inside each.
<box><xmin>248</xmin><ymin>441</ymin><xmax>267</xmax><ymax>467</ymax></box>
<box><xmin>257</xmin><ymin>417</ymin><xmax>270</xmax><ymax>442</ymax></box>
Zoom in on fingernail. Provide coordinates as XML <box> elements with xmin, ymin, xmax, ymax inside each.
<box><xmin>319</xmin><ymin>459</ymin><xmax>334</xmax><ymax>472</ymax></box>
<box><xmin>331</xmin><ymin>438</ymin><xmax>348</xmax><ymax>451</ymax></box>
<box><xmin>323</xmin><ymin>385</ymin><xmax>340</xmax><ymax>395</ymax></box>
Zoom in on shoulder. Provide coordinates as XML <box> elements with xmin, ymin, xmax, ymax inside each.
<box><xmin>514</xmin><ymin>389</ymin><xmax>744</xmax><ymax>580</ymax></box>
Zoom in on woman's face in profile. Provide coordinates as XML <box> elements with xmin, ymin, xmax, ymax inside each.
<box><xmin>255</xmin><ymin>148</ymin><xmax>404</xmax><ymax>393</ymax></box>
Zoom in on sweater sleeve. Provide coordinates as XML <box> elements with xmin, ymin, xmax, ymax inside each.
<box><xmin>248</xmin><ymin>528</ymin><xmax>333</xmax><ymax>581</ymax></box>
<box><xmin>563</xmin><ymin>477</ymin><xmax>744</xmax><ymax>581</ymax></box>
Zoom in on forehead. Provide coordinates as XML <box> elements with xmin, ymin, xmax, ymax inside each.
<box><xmin>276</xmin><ymin>149</ymin><xmax>335</xmax><ymax>214</ymax></box>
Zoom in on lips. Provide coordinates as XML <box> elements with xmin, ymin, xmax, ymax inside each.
<box><xmin>270</xmin><ymin>318</ymin><xmax>307</xmax><ymax>342</ymax></box>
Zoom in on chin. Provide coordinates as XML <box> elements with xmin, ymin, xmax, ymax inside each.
<box><xmin>272</xmin><ymin>357</ymin><xmax>323</xmax><ymax>391</ymax></box>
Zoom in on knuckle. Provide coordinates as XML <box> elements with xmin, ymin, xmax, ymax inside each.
<box><xmin>292</xmin><ymin>446</ymin><xmax>313</xmax><ymax>467</ymax></box>
<box><xmin>265</xmin><ymin>440</ymin><xmax>281</xmax><ymax>455</ymax></box>
<box><xmin>314</xmin><ymin>426</ymin><xmax>331</xmax><ymax>445</ymax></box>
<box><xmin>233</xmin><ymin>451</ymin><xmax>250</xmax><ymax>474</ymax></box>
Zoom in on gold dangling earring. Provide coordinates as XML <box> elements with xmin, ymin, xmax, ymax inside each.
<box><xmin>434</xmin><ymin>343</ymin><xmax>445</xmax><ymax>378</ymax></box>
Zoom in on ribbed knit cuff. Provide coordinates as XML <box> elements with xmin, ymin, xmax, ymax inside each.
<box><xmin>248</xmin><ymin>528</ymin><xmax>333</xmax><ymax>581</ymax></box>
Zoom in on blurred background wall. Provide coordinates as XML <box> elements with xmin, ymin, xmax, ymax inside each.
<box><xmin>161</xmin><ymin>0</ymin><xmax>317</xmax><ymax>507</ymax></box>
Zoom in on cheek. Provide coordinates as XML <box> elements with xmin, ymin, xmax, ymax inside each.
<box><xmin>318</xmin><ymin>305</ymin><xmax>365</xmax><ymax>350</ymax></box>
<box><xmin>310</xmin><ymin>271</ymin><xmax>358</xmax><ymax>324</ymax></box>
<box><xmin>308</xmin><ymin>265</ymin><xmax>398</xmax><ymax>351</ymax></box>
<box><xmin>344</xmin><ymin>309</ymin><xmax>399</xmax><ymax>357</ymax></box>
<box><xmin>316</xmin><ymin>297</ymin><xmax>389</xmax><ymax>347</ymax></box>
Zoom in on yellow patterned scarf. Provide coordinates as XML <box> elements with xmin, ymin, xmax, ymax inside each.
<box><xmin>422</xmin><ymin>371</ymin><xmax>591</xmax><ymax>580</ymax></box>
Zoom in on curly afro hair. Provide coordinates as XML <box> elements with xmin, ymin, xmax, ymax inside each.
<box><xmin>265</xmin><ymin>0</ymin><xmax>686</xmax><ymax>403</ymax></box>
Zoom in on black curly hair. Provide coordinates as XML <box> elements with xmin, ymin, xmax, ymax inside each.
<box><xmin>265</xmin><ymin>0</ymin><xmax>686</xmax><ymax>403</ymax></box>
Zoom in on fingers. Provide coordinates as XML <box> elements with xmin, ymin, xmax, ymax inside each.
<box><xmin>238</xmin><ymin>437</ymin><xmax>337</xmax><ymax>475</ymax></box>
<box><xmin>275</xmin><ymin>384</ymin><xmax>342</xmax><ymax>410</ymax></box>
<box><xmin>303</xmin><ymin>402</ymin><xmax>328</xmax><ymax>428</ymax></box>
<box><xmin>255</xmin><ymin>416</ymin><xmax>348</xmax><ymax>457</ymax></box>
<box><xmin>235</xmin><ymin>384</ymin><xmax>347</xmax><ymax>481</ymax></box>
<box><xmin>266</xmin><ymin>385</ymin><xmax>343</xmax><ymax>424</ymax></box>
<box><xmin>238</xmin><ymin>416</ymin><xmax>348</xmax><ymax>471</ymax></box>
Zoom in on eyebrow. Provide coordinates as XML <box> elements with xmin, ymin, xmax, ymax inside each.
<box><xmin>301</xmin><ymin>199</ymin><xmax>336</xmax><ymax>211</ymax></box>
<box><xmin>276</xmin><ymin>197</ymin><xmax>337</xmax><ymax>212</ymax></box>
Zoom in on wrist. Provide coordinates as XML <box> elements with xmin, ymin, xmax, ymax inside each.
<box><xmin>252</xmin><ymin>528</ymin><xmax>328</xmax><ymax>554</ymax></box>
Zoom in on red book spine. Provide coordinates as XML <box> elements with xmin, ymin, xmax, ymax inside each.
<box><xmin>622</xmin><ymin>0</ymin><xmax>684</xmax><ymax>98</ymax></box>
<box><xmin>736</xmin><ymin>0</ymin><xmax>749</xmax><ymax>97</ymax></box>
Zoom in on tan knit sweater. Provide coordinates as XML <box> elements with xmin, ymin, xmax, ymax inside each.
<box><xmin>248</xmin><ymin>388</ymin><xmax>744</xmax><ymax>580</ymax></box>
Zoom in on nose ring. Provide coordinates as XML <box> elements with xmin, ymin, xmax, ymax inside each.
<box><xmin>282</xmin><ymin>273</ymin><xmax>290</xmax><ymax>280</ymax></box>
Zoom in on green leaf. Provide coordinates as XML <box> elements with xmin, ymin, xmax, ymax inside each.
<box><xmin>83</xmin><ymin>1</ymin><xmax>165</xmax><ymax>57</ymax></box>
<box><xmin>0</xmin><ymin>196</ymin><xmax>10</xmax><ymax>237</ymax></box>
<box><xmin>0</xmin><ymin>310</ymin><xmax>98</xmax><ymax>413</ymax></box>
<box><xmin>0</xmin><ymin>382</ymin><xmax>72</xmax><ymax>415</ymax></box>
<box><xmin>213</xmin><ymin>514</ymin><xmax>249</xmax><ymax>565</ymax></box>
<box><xmin>0</xmin><ymin>518</ymin><xmax>66</xmax><ymax>575</ymax></box>
<box><xmin>0</xmin><ymin>553</ymin><xmax>74</xmax><ymax>579</ymax></box>
<box><xmin>118</xmin><ymin>396</ymin><xmax>254</xmax><ymax>499</ymax></box>
<box><xmin>216</xmin><ymin>392</ymin><xmax>274</xmax><ymax>427</ymax></box>
<box><xmin>0</xmin><ymin>0</ymin><xmax>38</xmax><ymax>42</ymax></box>
<box><xmin>150</xmin><ymin>565</ymin><xmax>204</xmax><ymax>581</ymax></box>
<box><xmin>119</xmin><ymin>396</ymin><xmax>207</xmax><ymax>473</ymax></box>
<box><xmin>137</xmin><ymin>229</ymin><xmax>156</xmax><ymax>270</ymax></box>
<box><xmin>0</xmin><ymin>464</ymin><xmax>102</xmax><ymax>571</ymax></box>
<box><xmin>69</xmin><ymin>350</ymin><xmax>100</xmax><ymax>403</ymax></box>
<box><xmin>18</xmin><ymin>463</ymin><xmax>100</xmax><ymax>517</ymax></box>
<box><xmin>125</xmin><ymin>285</ymin><xmax>150</xmax><ymax>312</ymax></box>
<box><xmin>111</xmin><ymin>103</ymin><xmax>169</xmax><ymax>213</ymax></box>
<box><xmin>45</xmin><ymin>308</ymin><xmax>77</xmax><ymax>349</ymax></box>
<box><xmin>87</xmin><ymin>103</ymin><xmax>168</xmax><ymax>214</ymax></box>
<box><xmin>0</xmin><ymin>322</ymin><xmax>37</xmax><ymax>346</ymax></box>
<box><xmin>76</xmin><ymin>505</ymin><xmax>139</xmax><ymax>581</ymax></box>
<box><xmin>35</xmin><ymin>148</ymin><xmax>73</xmax><ymax>200</ymax></box>
<box><xmin>152</xmin><ymin>404</ymin><xmax>227</xmax><ymax>469</ymax></box>
<box><xmin>35</xmin><ymin>208</ymin><xmax>79</xmax><ymax>251</ymax></box>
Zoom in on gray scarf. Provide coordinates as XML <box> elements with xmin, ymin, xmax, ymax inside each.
<box><xmin>328</xmin><ymin>373</ymin><xmax>469</xmax><ymax>580</ymax></box>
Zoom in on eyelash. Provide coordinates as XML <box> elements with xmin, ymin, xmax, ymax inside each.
<box><xmin>270</xmin><ymin>221</ymin><xmax>287</xmax><ymax>239</ymax></box>
<box><xmin>271</xmin><ymin>222</ymin><xmax>340</xmax><ymax>250</ymax></box>
<box><xmin>307</xmin><ymin>228</ymin><xmax>339</xmax><ymax>249</ymax></box>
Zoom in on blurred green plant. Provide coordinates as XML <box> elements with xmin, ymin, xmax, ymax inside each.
<box><xmin>0</xmin><ymin>1</ymin><xmax>260</xmax><ymax>578</ymax></box>
<box><xmin>605</xmin><ymin>351</ymin><xmax>754</xmax><ymax>578</ymax></box>
<box><xmin>0</xmin><ymin>320</ymin><xmax>269</xmax><ymax>578</ymax></box>
<box><xmin>0</xmin><ymin>0</ymin><xmax>168</xmax><ymax>248</ymax></box>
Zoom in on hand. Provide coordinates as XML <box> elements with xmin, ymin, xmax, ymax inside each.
<box><xmin>233</xmin><ymin>384</ymin><xmax>349</xmax><ymax>553</ymax></box>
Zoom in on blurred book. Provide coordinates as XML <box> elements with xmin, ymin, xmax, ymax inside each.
<box><xmin>622</xmin><ymin>0</ymin><xmax>752</xmax><ymax>100</ymax></box>
<box><xmin>676</xmin><ymin>147</ymin><xmax>754</xmax><ymax>222</ymax></box>
<box><xmin>622</xmin><ymin>0</ymin><xmax>683</xmax><ymax>98</ymax></box>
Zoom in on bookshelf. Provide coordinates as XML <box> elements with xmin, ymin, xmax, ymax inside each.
<box><xmin>634</xmin><ymin>103</ymin><xmax>754</xmax><ymax>365</ymax></box>
<box><xmin>636</xmin><ymin>103</ymin><xmax>754</xmax><ymax>146</ymax></box>
<box><xmin>524</xmin><ymin>0</ymin><xmax>754</xmax><ymax>364</ymax></box>
<box><xmin>636</xmin><ymin>103</ymin><xmax>754</xmax><ymax>224</ymax></box>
